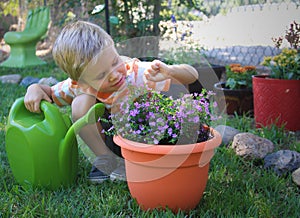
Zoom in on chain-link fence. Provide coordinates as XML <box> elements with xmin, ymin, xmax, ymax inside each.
<box><xmin>163</xmin><ymin>0</ymin><xmax>299</xmax><ymax>70</ymax></box>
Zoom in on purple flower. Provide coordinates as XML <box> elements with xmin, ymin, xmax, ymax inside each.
<box><xmin>134</xmin><ymin>130</ymin><xmax>141</xmax><ymax>134</ymax></box>
<box><xmin>148</xmin><ymin>112</ymin><xmax>155</xmax><ymax>118</ymax></box>
<box><xmin>134</xmin><ymin>102</ymin><xmax>141</xmax><ymax>108</ymax></box>
<box><xmin>149</xmin><ymin>121</ymin><xmax>156</xmax><ymax>126</ymax></box>
<box><xmin>186</xmin><ymin>110</ymin><xmax>195</xmax><ymax>115</ymax></box>
<box><xmin>108</xmin><ymin>126</ymin><xmax>114</xmax><ymax>132</ymax></box>
<box><xmin>157</xmin><ymin>117</ymin><xmax>165</xmax><ymax>123</ymax></box>
<box><xmin>192</xmin><ymin>116</ymin><xmax>199</xmax><ymax>123</ymax></box>
<box><xmin>130</xmin><ymin>109</ymin><xmax>139</xmax><ymax>116</ymax></box>
<box><xmin>100</xmin><ymin>87</ymin><xmax>218</xmax><ymax>145</ymax></box>
<box><xmin>158</xmin><ymin>125</ymin><xmax>168</xmax><ymax>131</ymax></box>
<box><xmin>207</xmin><ymin>90</ymin><xmax>215</xmax><ymax>97</ymax></box>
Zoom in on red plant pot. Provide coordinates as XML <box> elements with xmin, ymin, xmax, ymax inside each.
<box><xmin>113</xmin><ymin>129</ymin><xmax>222</xmax><ymax>213</ymax></box>
<box><xmin>252</xmin><ymin>75</ymin><xmax>300</xmax><ymax>131</ymax></box>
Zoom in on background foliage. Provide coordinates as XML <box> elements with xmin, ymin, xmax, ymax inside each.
<box><xmin>2</xmin><ymin>0</ymin><xmax>298</xmax><ymax>42</ymax></box>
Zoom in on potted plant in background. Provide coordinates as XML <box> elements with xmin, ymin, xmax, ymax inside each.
<box><xmin>103</xmin><ymin>87</ymin><xmax>222</xmax><ymax>212</ymax></box>
<box><xmin>214</xmin><ymin>63</ymin><xmax>257</xmax><ymax>115</ymax></box>
<box><xmin>253</xmin><ymin>20</ymin><xmax>300</xmax><ymax>131</ymax></box>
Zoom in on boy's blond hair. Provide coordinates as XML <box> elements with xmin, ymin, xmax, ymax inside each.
<box><xmin>52</xmin><ymin>20</ymin><xmax>114</xmax><ymax>81</ymax></box>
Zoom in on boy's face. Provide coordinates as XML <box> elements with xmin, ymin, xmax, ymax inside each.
<box><xmin>79</xmin><ymin>46</ymin><xmax>127</xmax><ymax>93</ymax></box>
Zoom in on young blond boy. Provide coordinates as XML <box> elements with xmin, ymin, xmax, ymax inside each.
<box><xmin>24</xmin><ymin>21</ymin><xmax>198</xmax><ymax>183</ymax></box>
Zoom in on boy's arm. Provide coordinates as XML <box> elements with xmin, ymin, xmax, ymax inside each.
<box><xmin>168</xmin><ymin>63</ymin><xmax>198</xmax><ymax>84</ymax></box>
<box><xmin>145</xmin><ymin>60</ymin><xmax>198</xmax><ymax>85</ymax></box>
<box><xmin>24</xmin><ymin>84</ymin><xmax>52</xmax><ymax>113</ymax></box>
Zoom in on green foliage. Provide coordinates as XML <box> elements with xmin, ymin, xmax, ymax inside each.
<box><xmin>256</xmin><ymin>122</ymin><xmax>299</xmax><ymax>152</ymax></box>
<box><xmin>223</xmin><ymin>112</ymin><xmax>255</xmax><ymax>132</ymax></box>
<box><xmin>160</xmin><ymin>45</ymin><xmax>208</xmax><ymax>66</ymax></box>
<box><xmin>261</xmin><ymin>48</ymin><xmax>300</xmax><ymax>80</ymax></box>
<box><xmin>0</xmin><ymin>0</ymin><xmax>19</xmax><ymax>16</ymax></box>
<box><xmin>225</xmin><ymin>64</ymin><xmax>257</xmax><ymax>89</ymax></box>
<box><xmin>110</xmin><ymin>0</ymin><xmax>163</xmax><ymax>38</ymax></box>
<box><xmin>168</xmin><ymin>0</ymin><xmax>206</xmax><ymax>21</ymax></box>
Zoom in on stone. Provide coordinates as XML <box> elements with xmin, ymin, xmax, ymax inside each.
<box><xmin>231</xmin><ymin>132</ymin><xmax>274</xmax><ymax>159</ymax></box>
<box><xmin>214</xmin><ymin>125</ymin><xmax>240</xmax><ymax>145</ymax></box>
<box><xmin>264</xmin><ymin>150</ymin><xmax>300</xmax><ymax>176</ymax></box>
<box><xmin>20</xmin><ymin>76</ymin><xmax>40</xmax><ymax>87</ymax></box>
<box><xmin>0</xmin><ymin>74</ymin><xmax>22</xmax><ymax>84</ymax></box>
<box><xmin>292</xmin><ymin>167</ymin><xmax>300</xmax><ymax>186</ymax></box>
<box><xmin>39</xmin><ymin>77</ymin><xmax>58</xmax><ymax>86</ymax></box>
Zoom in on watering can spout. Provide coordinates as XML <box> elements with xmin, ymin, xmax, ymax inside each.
<box><xmin>58</xmin><ymin>103</ymin><xmax>105</xmax><ymax>183</ymax></box>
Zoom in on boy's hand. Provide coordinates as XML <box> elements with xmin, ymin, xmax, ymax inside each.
<box><xmin>24</xmin><ymin>84</ymin><xmax>52</xmax><ymax>113</ymax></box>
<box><xmin>145</xmin><ymin>60</ymin><xmax>171</xmax><ymax>82</ymax></box>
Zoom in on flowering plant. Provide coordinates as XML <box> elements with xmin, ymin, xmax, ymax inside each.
<box><xmin>225</xmin><ymin>63</ymin><xmax>257</xmax><ymax>90</ymax></box>
<box><xmin>261</xmin><ymin>48</ymin><xmax>300</xmax><ymax>80</ymax></box>
<box><xmin>102</xmin><ymin>87</ymin><xmax>218</xmax><ymax>145</ymax></box>
<box><xmin>261</xmin><ymin>21</ymin><xmax>300</xmax><ymax>80</ymax></box>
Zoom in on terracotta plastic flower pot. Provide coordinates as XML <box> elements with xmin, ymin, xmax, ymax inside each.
<box><xmin>113</xmin><ymin>129</ymin><xmax>222</xmax><ymax>213</ymax></box>
<box><xmin>252</xmin><ymin>75</ymin><xmax>300</xmax><ymax>131</ymax></box>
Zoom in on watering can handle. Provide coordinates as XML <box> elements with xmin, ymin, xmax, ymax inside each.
<box><xmin>40</xmin><ymin>100</ymin><xmax>67</xmax><ymax>127</ymax></box>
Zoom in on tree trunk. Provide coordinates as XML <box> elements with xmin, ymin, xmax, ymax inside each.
<box><xmin>153</xmin><ymin>0</ymin><xmax>161</xmax><ymax>36</ymax></box>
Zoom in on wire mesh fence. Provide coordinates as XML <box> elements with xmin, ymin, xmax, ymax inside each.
<box><xmin>163</xmin><ymin>0</ymin><xmax>299</xmax><ymax>70</ymax></box>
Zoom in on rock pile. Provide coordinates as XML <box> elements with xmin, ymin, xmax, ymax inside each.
<box><xmin>0</xmin><ymin>74</ymin><xmax>58</xmax><ymax>87</ymax></box>
<box><xmin>215</xmin><ymin>125</ymin><xmax>300</xmax><ymax>187</ymax></box>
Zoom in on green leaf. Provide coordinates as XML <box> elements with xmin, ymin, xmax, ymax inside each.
<box><xmin>226</xmin><ymin>78</ymin><xmax>236</xmax><ymax>89</ymax></box>
<box><xmin>109</xmin><ymin>16</ymin><xmax>119</xmax><ymax>25</ymax></box>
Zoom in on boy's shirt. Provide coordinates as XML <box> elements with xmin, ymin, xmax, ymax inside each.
<box><xmin>51</xmin><ymin>59</ymin><xmax>171</xmax><ymax>109</ymax></box>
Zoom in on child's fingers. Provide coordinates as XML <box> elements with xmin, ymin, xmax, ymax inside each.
<box><xmin>147</xmin><ymin>68</ymin><xmax>157</xmax><ymax>76</ymax></box>
<box><xmin>33</xmin><ymin>102</ymin><xmax>42</xmax><ymax>113</ymax></box>
<box><xmin>43</xmin><ymin>93</ymin><xmax>52</xmax><ymax>103</ymax></box>
<box><xmin>24</xmin><ymin>101</ymin><xmax>41</xmax><ymax>113</ymax></box>
<box><xmin>151</xmin><ymin>60</ymin><xmax>160</xmax><ymax>70</ymax></box>
<box><xmin>145</xmin><ymin>70</ymin><xmax>166</xmax><ymax>82</ymax></box>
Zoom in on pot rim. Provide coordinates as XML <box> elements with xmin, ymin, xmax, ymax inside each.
<box><xmin>252</xmin><ymin>74</ymin><xmax>300</xmax><ymax>82</ymax></box>
<box><xmin>113</xmin><ymin>128</ymin><xmax>222</xmax><ymax>155</ymax></box>
<box><xmin>214</xmin><ymin>81</ymin><xmax>252</xmax><ymax>91</ymax></box>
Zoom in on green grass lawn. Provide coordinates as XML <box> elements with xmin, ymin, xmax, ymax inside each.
<box><xmin>0</xmin><ymin>62</ymin><xmax>299</xmax><ymax>217</ymax></box>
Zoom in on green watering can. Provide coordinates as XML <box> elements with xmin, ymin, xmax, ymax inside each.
<box><xmin>5</xmin><ymin>97</ymin><xmax>105</xmax><ymax>189</ymax></box>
